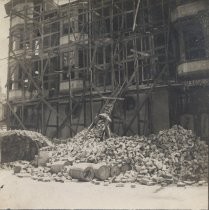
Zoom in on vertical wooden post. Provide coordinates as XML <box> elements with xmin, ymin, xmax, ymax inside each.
<box><xmin>134</xmin><ymin>38</ymin><xmax>141</xmax><ymax>135</ymax></box>
<box><xmin>110</xmin><ymin>0</ymin><xmax>114</xmax><ymax>91</ymax></box>
<box><xmin>88</xmin><ymin>0</ymin><xmax>93</xmax><ymax>122</ymax></box>
<box><xmin>41</xmin><ymin>1</ymin><xmax>45</xmax><ymax>134</ymax></box>
<box><xmin>56</xmin><ymin>102</ymin><xmax>59</xmax><ymax>138</ymax></box>
<box><xmin>68</xmin><ymin>0</ymin><xmax>73</xmax><ymax>137</ymax></box>
<box><xmin>7</xmin><ymin>4</ymin><xmax>13</xmax><ymax>131</ymax></box>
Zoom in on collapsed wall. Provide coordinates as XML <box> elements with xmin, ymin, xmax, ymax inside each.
<box><xmin>0</xmin><ymin>130</ymin><xmax>52</xmax><ymax>163</ymax></box>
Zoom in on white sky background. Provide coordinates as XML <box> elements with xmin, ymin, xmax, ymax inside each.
<box><xmin>0</xmin><ymin>0</ymin><xmax>9</xmax><ymax>93</ymax></box>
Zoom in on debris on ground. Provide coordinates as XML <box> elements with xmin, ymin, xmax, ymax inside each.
<box><xmin>1</xmin><ymin>125</ymin><xmax>208</xmax><ymax>187</ymax></box>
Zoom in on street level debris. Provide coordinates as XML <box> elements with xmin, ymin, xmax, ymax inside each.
<box><xmin>1</xmin><ymin>126</ymin><xmax>207</xmax><ymax>187</ymax></box>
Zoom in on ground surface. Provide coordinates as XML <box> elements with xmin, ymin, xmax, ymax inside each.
<box><xmin>0</xmin><ymin>169</ymin><xmax>208</xmax><ymax>209</ymax></box>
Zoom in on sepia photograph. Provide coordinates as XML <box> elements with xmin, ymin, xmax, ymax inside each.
<box><xmin>0</xmin><ymin>0</ymin><xmax>208</xmax><ymax>209</ymax></box>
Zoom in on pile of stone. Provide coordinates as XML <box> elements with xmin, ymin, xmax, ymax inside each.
<box><xmin>69</xmin><ymin>98</ymin><xmax>116</xmax><ymax>143</ymax></box>
<box><xmin>6</xmin><ymin>125</ymin><xmax>208</xmax><ymax>187</ymax></box>
<box><xmin>0</xmin><ymin>129</ymin><xmax>52</xmax><ymax>163</ymax></box>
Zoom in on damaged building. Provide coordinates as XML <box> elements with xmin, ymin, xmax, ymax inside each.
<box><xmin>4</xmin><ymin>0</ymin><xmax>209</xmax><ymax>140</ymax></box>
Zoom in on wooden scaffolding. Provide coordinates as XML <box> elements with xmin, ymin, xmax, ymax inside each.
<box><xmin>6</xmin><ymin>0</ymin><xmax>177</xmax><ymax>138</ymax></box>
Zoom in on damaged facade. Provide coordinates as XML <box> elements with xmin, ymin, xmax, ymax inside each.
<box><xmin>4</xmin><ymin>0</ymin><xmax>209</xmax><ymax>140</ymax></box>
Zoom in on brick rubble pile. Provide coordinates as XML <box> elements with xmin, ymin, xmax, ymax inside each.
<box><xmin>3</xmin><ymin>126</ymin><xmax>208</xmax><ymax>186</ymax></box>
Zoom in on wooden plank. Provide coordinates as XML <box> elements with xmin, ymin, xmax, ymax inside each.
<box><xmin>101</xmin><ymin>97</ymin><xmax>124</xmax><ymax>101</ymax></box>
<box><xmin>132</xmin><ymin>0</ymin><xmax>141</xmax><ymax>31</ymax></box>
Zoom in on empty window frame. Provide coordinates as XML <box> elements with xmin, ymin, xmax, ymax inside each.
<box><xmin>50</xmin><ymin>56</ymin><xmax>60</xmax><ymax>72</ymax></box>
<box><xmin>63</xmin><ymin>52</ymin><xmax>68</xmax><ymax>67</ymax></box>
<box><xmin>78</xmin><ymin>49</ymin><xmax>87</xmax><ymax>68</ymax></box>
<box><xmin>62</xmin><ymin>19</ymin><xmax>69</xmax><ymax>35</ymax></box>
<box><xmin>10</xmin><ymin>35</ymin><xmax>16</xmax><ymax>51</ymax></box>
<box><xmin>62</xmin><ymin>50</ymin><xmax>75</xmax><ymax>67</ymax></box>
<box><xmin>183</xmin><ymin>22</ymin><xmax>206</xmax><ymax>60</ymax></box>
<box><xmin>33</xmin><ymin>60</ymin><xmax>41</xmax><ymax>76</ymax></box>
<box><xmin>78</xmin><ymin>9</ymin><xmax>87</xmax><ymax>33</ymax></box>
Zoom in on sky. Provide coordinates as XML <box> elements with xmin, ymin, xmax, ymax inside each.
<box><xmin>0</xmin><ymin>0</ymin><xmax>9</xmax><ymax>93</ymax></box>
